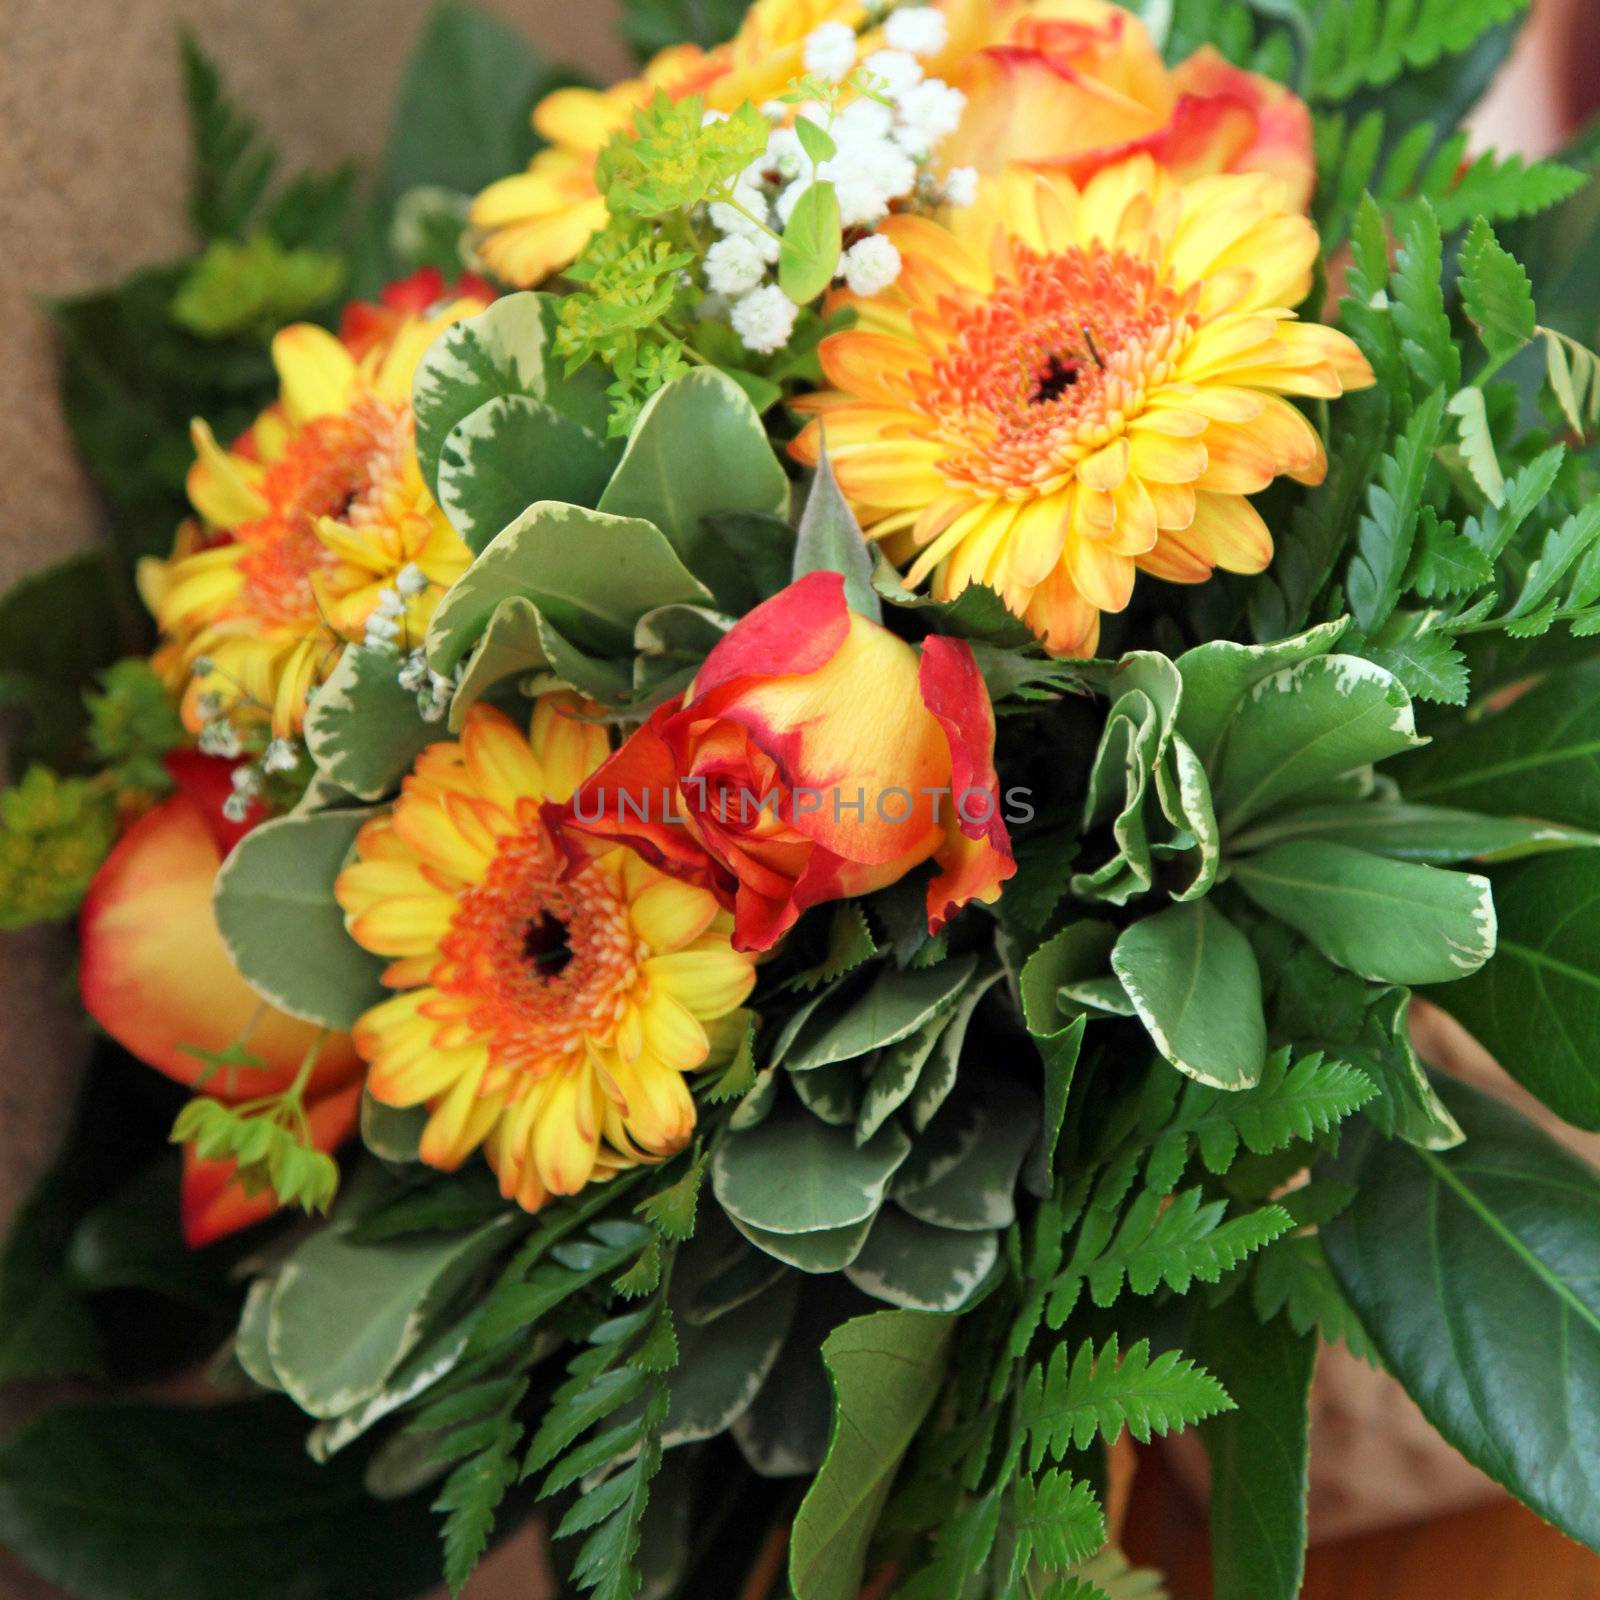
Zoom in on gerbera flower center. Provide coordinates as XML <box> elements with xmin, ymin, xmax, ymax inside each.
<box><xmin>234</xmin><ymin>397</ymin><xmax>408</xmax><ymax>629</ymax></box>
<box><xmin>433</xmin><ymin>825</ymin><xmax>639</xmax><ymax>1079</ymax></box>
<box><xmin>521</xmin><ymin>910</ymin><xmax>574</xmax><ymax>976</ymax></box>
<box><xmin>928</xmin><ymin>243</ymin><xmax>1199</xmax><ymax>492</ymax></box>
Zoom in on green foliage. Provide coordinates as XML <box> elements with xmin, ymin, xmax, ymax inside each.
<box><xmin>171</xmin><ymin>234</ymin><xmax>344</xmax><ymax>341</ymax></box>
<box><xmin>789</xmin><ymin>1310</ymin><xmax>954</xmax><ymax>1600</ymax></box>
<box><xmin>1539</xmin><ymin>326</ymin><xmax>1600</xmax><ymax>438</ymax></box>
<box><xmin>1315</xmin><ymin>115</ymin><xmax>1583</xmax><ymax>249</ymax></box>
<box><xmin>1079</xmin><ymin>1188</ymin><xmax>1293</xmax><ymax>1305</ymax></box>
<box><xmin>84</xmin><ymin>659</ymin><xmax>183</xmax><ymax>794</ymax></box>
<box><xmin>1197</xmin><ymin>1298</ymin><xmax>1317</xmax><ymax>1600</ymax></box>
<box><xmin>597</xmin><ymin>94</ymin><xmax>770</xmax><ymax>217</ymax></box>
<box><xmin>212</xmin><ymin>810</ymin><xmax>388</xmax><ymax>1029</ymax></box>
<box><xmin>171</xmin><ymin>1094</ymin><xmax>339</xmax><ymax>1216</ymax></box>
<box><xmin>1304</xmin><ymin>0</ymin><xmax>1526</xmax><ymax>101</ymax></box>
<box><xmin>779</xmin><ymin>180</ymin><xmax>843</xmax><ymax>304</ymax></box>
<box><xmin>1427</xmin><ymin>850</ymin><xmax>1600</xmax><ymax>1128</ymax></box>
<box><xmin>181</xmin><ymin>28</ymin><xmax>276</xmax><ymax>241</ymax></box>
<box><xmin>1345</xmin><ymin>387</ymin><xmax>1448</xmax><ymax>631</ymax></box>
<box><xmin>1460</xmin><ymin>217</ymin><xmax>1537</xmax><ymax>361</ymax></box>
<box><xmin>0</xmin><ymin>766</ymin><xmax>116</xmax><ymax>930</ymax></box>
<box><xmin>1019</xmin><ymin>1336</ymin><xmax>1234</xmax><ymax>1465</ymax></box>
<box><xmin>1009</xmin><ymin>1470</ymin><xmax>1107</xmax><ymax>1577</ymax></box>
<box><xmin>1252</xmin><ymin>1231</ymin><xmax>1379</xmax><ymax>1363</ymax></box>
<box><xmin>1145</xmin><ymin>1050</ymin><xmax>1377</xmax><ymax>1190</ymax></box>
<box><xmin>793</xmin><ymin>452</ymin><xmax>883</xmax><ymax>621</ymax></box>
<box><xmin>618</xmin><ymin>0</ymin><xmax>750</xmax><ymax>59</ymax></box>
<box><xmin>1325</xmin><ymin>1080</ymin><xmax>1600</xmax><ymax>1547</ymax></box>
<box><xmin>1112</xmin><ymin>901</ymin><xmax>1267</xmax><ymax>1090</ymax></box>
<box><xmin>0</xmin><ymin>1400</ymin><xmax>445</xmax><ymax>1600</ymax></box>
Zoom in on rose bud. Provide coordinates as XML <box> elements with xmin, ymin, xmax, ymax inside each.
<box><xmin>555</xmin><ymin>571</ymin><xmax>1015</xmax><ymax>951</ymax></box>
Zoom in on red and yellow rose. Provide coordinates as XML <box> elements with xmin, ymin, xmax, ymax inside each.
<box><xmin>78</xmin><ymin>753</ymin><xmax>365</xmax><ymax>1246</ymax></box>
<box><xmin>556</xmin><ymin>572</ymin><xmax>1015</xmax><ymax>952</ymax></box>
<box><xmin>946</xmin><ymin>0</ymin><xmax>1314</xmax><ymax>211</ymax></box>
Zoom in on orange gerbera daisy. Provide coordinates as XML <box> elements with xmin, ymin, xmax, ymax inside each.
<box><xmin>142</xmin><ymin>289</ymin><xmax>489</xmax><ymax>737</ymax></box>
<box><xmin>791</xmin><ymin>158</ymin><xmax>1374</xmax><ymax>655</ymax></box>
<box><xmin>335</xmin><ymin>699</ymin><xmax>757</xmax><ymax>1211</ymax></box>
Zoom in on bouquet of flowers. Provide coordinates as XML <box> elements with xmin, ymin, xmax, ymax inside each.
<box><xmin>3</xmin><ymin>1</ymin><xmax>1599</xmax><ymax>1596</ymax></box>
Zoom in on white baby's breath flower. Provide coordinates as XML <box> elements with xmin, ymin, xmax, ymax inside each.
<box><xmin>262</xmin><ymin>738</ymin><xmax>299</xmax><ymax>775</ymax></box>
<box><xmin>709</xmin><ymin>176</ymin><xmax>782</xmax><ymax>262</ymax></box>
<box><xmin>397</xmin><ymin>649</ymin><xmax>430</xmax><ymax>693</ymax></box>
<box><xmin>730</xmin><ymin>284</ymin><xmax>799</xmax><ymax>354</ymax></box>
<box><xmin>842</xmin><ymin>234</ymin><xmax>903</xmax><ymax>296</ymax></box>
<box><xmin>706</xmin><ymin>234</ymin><xmax>768</xmax><ymax>296</ymax></box>
<box><xmin>395</xmin><ymin>562</ymin><xmax>428</xmax><ymax>598</ymax></box>
<box><xmin>885</xmin><ymin>6</ymin><xmax>948</xmax><ymax>57</ymax></box>
<box><xmin>764</xmin><ymin>126</ymin><xmax>808</xmax><ymax>181</ymax></box>
<box><xmin>861</xmin><ymin>48</ymin><xmax>923</xmax><ymax>97</ymax></box>
<box><xmin>803</xmin><ymin>20</ymin><xmax>858</xmax><ymax>81</ymax></box>
<box><xmin>943</xmin><ymin>165</ymin><xmax>979</xmax><ymax>207</ymax></box>
<box><xmin>835</xmin><ymin>96</ymin><xmax>895</xmax><ymax>143</ymax></box>
<box><xmin>198</xmin><ymin>720</ymin><xmax>242</xmax><ymax>759</ymax></box>
<box><xmin>895</xmin><ymin>79</ymin><xmax>966</xmax><ymax>156</ymax></box>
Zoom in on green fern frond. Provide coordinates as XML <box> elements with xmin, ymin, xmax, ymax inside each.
<box><xmin>1019</xmin><ymin>1336</ymin><xmax>1234</xmax><ymax>1468</ymax></box>
<box><xmin>434</xmin><ymin>1416</ymin><xmax>523</xmax><ymax>1597</ymax></box>
<box><xmin>1148</xmin><ymin>1050</ymin><xmax>1378</xmax><ymax>1188</ymax></box>
<box><xmin>180</xmin><ymin>30</ymin><xmax>277</xmax><ymax>240</ymax></box>
<box><xmin>1253</xmin><ymin>1232</ymin><xmax>1381</xmax><ymax>1365</ymax></box>
<box><xmin>1305</xmin><ymin>0</ymin><xmax>1526</xmax><ymax>101</ymax></box>
<box><xmin>1085</xmin><ymin>1192</ymin><xmax>1293</xmax><ymax>1305</ymax></box>
<box><xmin>1010</xmin><ymin>1471</ymin><xmax>1107</xmax><ymax>1575</ymax></box>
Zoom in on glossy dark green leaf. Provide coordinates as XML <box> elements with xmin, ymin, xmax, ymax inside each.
<box><xmin>1198</xmin><ymin>1294</ymin><xmax>1316</xmax><ymax>1600</ymax></box>
<box><xmin>1427</xmin><ymin>850</ymin><xmax>1600</xmax><ymax>1127</ymax></box>
<box><xmin>1324</xmin><ymin>1078</ymin><xmax>1600</xmax><ymax>1549</ymax></box>
<box><xmin>0</xmin><ymin>1399</ymin><xmax>441</xmax><ymax>1600</ymax></box>
<box><xmin>1401</xmin><ymin>661</ymin><xmax>1600</xmax><ymax>831</ymax></box>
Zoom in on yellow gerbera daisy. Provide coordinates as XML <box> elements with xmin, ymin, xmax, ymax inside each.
<box><xmin>141</xmin><ymin>294</ymin><xmax>488</xmax><ymax>737</ymax></box>
<box><xmin>470</xmin><ymin>0</ymin><xmax>993</xmax><ymax>285</ymax></box>
<box><xmin>335</xmin><ymin>698</ymin><xmax>758</xmax><ymax>1211</ymax></box>
<box><xmin>791</xmin><ymin>158</ymin><xmax>1375</xmax><ymax>655</ymax></box>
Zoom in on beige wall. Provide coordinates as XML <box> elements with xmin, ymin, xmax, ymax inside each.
<box><xmin>0</xmin><ymin>0</ymin><xmax>628</xmax><ymax>593</ymax></box>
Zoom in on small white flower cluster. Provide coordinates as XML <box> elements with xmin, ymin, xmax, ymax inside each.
<box><xmin>708</xmin><ymin>6</ymin><xmax>974</xmax><ymax>357</ymax></box>
<box><xmin>398</xmin><ymin>647</ymin><xmax>457</xmax><ymax>724</ymax></box>
<box><xmin>364</xmin><ymin>564</ymin><xmax>425</xmax><ymax>655</ymax></box>
<box><xmin>191</xmin><ymin>666</ymin><xmax>245</xmax><ymax>760</ymax></box>
<box><xmin>222</xmin><ymin>764</ymin><xmax>261</xmax><ymax>824</ymax></box>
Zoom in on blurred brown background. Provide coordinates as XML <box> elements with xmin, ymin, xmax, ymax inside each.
<box><xmin>0</xmin><ymin>1</ymin><xmax>1597</xmax><ymax>1597</ymax></box>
